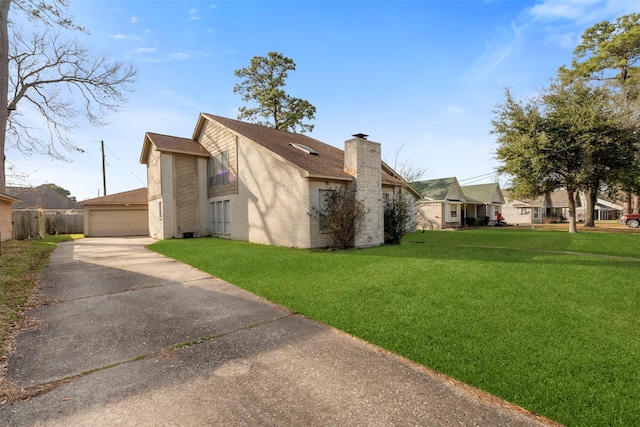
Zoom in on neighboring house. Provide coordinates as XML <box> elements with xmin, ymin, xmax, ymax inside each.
<box><xmin>139</xmin><ymin>113</ymin><xmax>410</xmax><ymax>248</ymax></box>
<box><xmin>502</xmin><ymin>189</ymin><xmax>583</xmax><ymax>224</ymax></box>
<box><xmin>80</xmin><ymin>188</ymin><xmax>149</xmax><ymax>237</ymax></box>
<box><xmin>7</xmin><ymin>185</ymin><xmax>83</xmax><ymax>238</ymax></box>
<box><xmin>412</xmin><ymin>178</ymin><xmax>504</xmax><ymax>229</ymax></box>
<box><xmin>413</xmin><ymin>177</ymin><xmax>466</xmax><ymax>229</ymax></box>
<box><xmin>7</xmin><ymin>185</ymin><xmax>82</xmax><ymax>211</ymax></box>
<box><xmin>0</xmin><ymin>191</ymin><xmax>20</xmax><ymax>242</ymax></box>
<box><xmin>460</xmin><ymin>183</ymin><xmax>505</xmax><ymax>225</ymax></box>
<box><xmin>576</xmin><ymin>195</ymin><xmax>623</xmax><ymax>221</ymax></box>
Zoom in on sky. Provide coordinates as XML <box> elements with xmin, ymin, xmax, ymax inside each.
<box><xmin>5</xmin><ymin>0</ymin><xmax>639</xmax><ymax>201</ymax></box>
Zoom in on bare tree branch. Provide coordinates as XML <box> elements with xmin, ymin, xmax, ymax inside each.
<box><xmin>6</xmin><ymin>27</ymin><xmax>137</xmax><ymax>158</ymax></box>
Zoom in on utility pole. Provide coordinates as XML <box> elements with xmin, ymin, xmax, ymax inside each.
<box><xmin>101</xmin><ymin>140</ymin><xmax>107</xmax><ymax>196</ymax></box>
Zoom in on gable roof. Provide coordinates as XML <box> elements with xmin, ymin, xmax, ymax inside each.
<box><xmin>412</xmin><ymin>177</ymin><xmax>466</xmax><ymax>202</ymax></box>
<box><xmin>461</xmin><ymin>183</ymin><xmax>505</xmax><ymax>204</ymax></box>
<box><xmin>80</xmin><ymin>188</ymin><xmax>148</xmax><ymax>206</ymax></box>
<box><xmin>140</xmin><ymin>132</ymin><xmax>210</xmax><ymax>164</ymax></box>
<box><xmin>6</xmin><ymin>185</ymin><xmax>81</xmax><ymax>209</ymax></box>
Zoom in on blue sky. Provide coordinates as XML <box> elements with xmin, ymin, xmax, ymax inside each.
<box><xmin>5</xmin><ymin>0</ymin><xmax>639</xmax><ymax>200</ymax></box>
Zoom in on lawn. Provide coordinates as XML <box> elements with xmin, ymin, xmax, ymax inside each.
<box><xmin>149</xmin><ymin>228</ymin><xmax>640</xmax><ymax>426</ymax></box>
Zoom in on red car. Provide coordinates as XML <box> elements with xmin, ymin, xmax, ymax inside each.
<box><xmin>620</xmin><ymin>214</ymin><xmax>640</xmax><ymax>228</ymax></box>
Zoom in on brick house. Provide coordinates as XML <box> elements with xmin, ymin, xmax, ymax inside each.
<box><xmin>139</xmin><ymin>114</ymin><xmax>410</xmax><ymax>248</ymax></box>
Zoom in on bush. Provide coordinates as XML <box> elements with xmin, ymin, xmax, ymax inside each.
<box><xmin>310</xmin><ymin>187</ymin><xmax>367</xmax><ymax>250</ymax></box>
<box><xmin>384</xmin><ymin>188</ymin><xmax>416</xmax><ymax>244</ymax></box>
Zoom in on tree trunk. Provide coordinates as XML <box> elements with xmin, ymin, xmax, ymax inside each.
<box><xmin>633</xmin><ymin>193</ymin><xmax>640</xmax><ymax>214</ymax></box>
<box><xmin>0</xmin><ymin>0</ymin><xmax>10</xmax><ymax>191</ymax></box>
<box><xmin>584</xmin><ymin>185</ymin><xmax>597</xmax><ymax>227</ymax></box>
<box><xmin>567</xmin><ymin>188</ymin><xmax>578</xmax><ymax>234</ymax></box>
<box><xmin>624</xmin><ymin>191</ymin><xmax>632</xmax><ymax>214</ymax></box>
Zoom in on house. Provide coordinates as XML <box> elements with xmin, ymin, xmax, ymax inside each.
<box><xmin>0</xmin><ymin>190</ymin><xmax>20</xmax><ymax>241</ymax></box>
<box><xmin>413</xmin><ymin>177</ymin><xmax>466</xmax><ymax>229</ymax></box>
<box><xmin>460</xmin><ymin>183</ymin><xmax>505</xmax><ymax>225</ymax></box>
<box><xmin>412</xmin><ymin>178</ymin><xmax>504</xmax><ymax>229</ymax></box>
<box><xmin>7</xmin><ymin>185</ymin><xmax>82</xmax><ymax>211</ymax></box>
<box><xmin>80</xmin><ymin>188</ymin><xmax>149</xmax><ymax>237</ymax></box>
<box><xmin>6</xmin><ymin>185</ymin><xmax>83</xmax><ymax>238</ymax></box>
<box><xmin>501</xmin><ymin>189</ymin><xmax>577</xmax><ymax>224</ymax></box>
<box><xmin>139</xmin><ymin>114</ymin><xmax>410</xmax><ymax>248</ymax></box>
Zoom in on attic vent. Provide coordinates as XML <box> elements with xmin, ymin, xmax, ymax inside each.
<box><xmin>289</xmin><ymin>142</ymin><xmax>318</xmax><ymax>155</ymax></box>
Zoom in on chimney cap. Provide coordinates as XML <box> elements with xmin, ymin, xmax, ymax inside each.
<box><xmin>352</xmin><ymin>133</ymin><xmax>368</xmax><ymax>140</ymax></box>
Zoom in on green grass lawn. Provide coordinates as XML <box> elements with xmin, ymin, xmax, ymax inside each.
<box><xmin>150</xmin><ymin>228</ymin><xmax>640</xmax><ymax>426</ymax></box>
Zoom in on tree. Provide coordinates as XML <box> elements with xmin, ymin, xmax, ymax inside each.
<box><xmin>233</xmin><ymin>51</ymin><xmax>316</xmax><ymax>133</ymax></box>
<box><xmin>492</xmin><ymin>80</ymin><xmax>636</xmax><ymax>233</ymax></box>
<box><xmin>0</xmin><ymin>0</ymin><xmax>136</xmax><ymax>191</ymax></box>
<box><xmin>0</xmin><ymin>0</ymin><xmax>82</xmax><ymax>191</ymax></box>
<box><xmin>560</xmin><ymin>13</ymin><xmax>640</xmax><ymax>220</ymax></box>
<box><xmin>7</xmin><ymin>28</ymin><xmax>136</xmax><ymax>159</ymax></box>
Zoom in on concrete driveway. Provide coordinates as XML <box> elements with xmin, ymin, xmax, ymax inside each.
<box><xmin>1</xmin><ymin>237</ymin><xmax>556</xmax><ymax>426</ymax></box>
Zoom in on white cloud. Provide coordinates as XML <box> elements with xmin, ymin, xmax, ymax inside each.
<box><xmin>529</xmin><ymin>0</ymin><xmax>638</xmax><ymax>25</ymax></box>
<box><xmin>132</xmin><ymin>47</ymin><xmax>157</xmax><ymax>54</ymax></box>
<box><xmin>169</xmin><ymin>52</ymin><xmax>190</xmax><ymax>60</ymax></box>
<box><xmin>463</xmin><ymin>22</ymin><xmax>524</xmax><ymax>82</ymax></box>
<box><xmin>108</xmin><ymin>34</ymin><xmax>128</xmax><ymax>40</ymax></box>
<box><xmin>130</xmin><ymin>16</ymin><xmax>141</xmax><ymax>24</ymax></box>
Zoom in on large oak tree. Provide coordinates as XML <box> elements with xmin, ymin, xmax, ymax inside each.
<box><xmin>493</xmin><ymin>80</ymin><xmax>636</xmax><ymax>233</ymax></box>
<box><xmin>560</xmin><ymin>12</ymin><xmax>640</xmax><ymax>220</ymax></box>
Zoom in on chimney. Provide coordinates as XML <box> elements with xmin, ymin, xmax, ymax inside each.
<box><xmin>344</xmin><ymin>133</ymin><xmax>383</xmax><ymax>248</ymax></box>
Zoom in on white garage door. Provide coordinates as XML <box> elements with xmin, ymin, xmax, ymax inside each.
<box><xmin>89</xmin><ymin>209</ymin><xmax>149</xmax><ymax>237</ymax></box>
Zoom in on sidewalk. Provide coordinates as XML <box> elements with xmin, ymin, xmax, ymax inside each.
<box><xmin>1</xmin><ymin>237</ymin><xmax>557</xmax><ymax>426</ymax></box>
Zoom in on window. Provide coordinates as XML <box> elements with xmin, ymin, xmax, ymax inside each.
<box><xmin>210</xmin><ymin>200</ymin><xmax>230</xmax><ymax>235</ymax></box>
<box><xmin>158</xmin><ymin>201</ymin><xmax>162</xmax><ymax>220</ymax></box>
<box><xmin>450</xmin><ymin>204</ymin><xmax>458</xmax><ymax>218</ymax></box>
<box><xmin>209</xmin><ymin>151</ymin><xmax>229</xmax><ymax>187</ymax></box>
<box><xmin>533</xmin><ymin>207</ymin><xmax>540</xmax><ymax>219</ymax></box>
<box><xmin>318</xmin><ymin>190</ymin><xmax>333</xmax><ymax>232</ymax></box>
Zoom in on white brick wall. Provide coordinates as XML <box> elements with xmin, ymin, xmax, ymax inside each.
<box><xmin>344</xmin><ymin>137</ymin><xmax>384</xmax><ymax>248</ymax></box>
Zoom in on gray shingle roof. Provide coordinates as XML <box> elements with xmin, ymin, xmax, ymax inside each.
<box><xmin>461</xmin><ymin>183</ymin><xmax>504</xmax><ymax>204</ymax></box>
<box><xmin>411</xmin><ymin>177</ymin><xmax>458</xmax><ymax>200</ymax></box>
<box><xmin>6</xmin><ymin>185</ymin><xmax>82</xmax><ymax>209</ymax></box>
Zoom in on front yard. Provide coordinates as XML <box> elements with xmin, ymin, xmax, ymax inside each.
<box><xmin>150</xmin><ymin>229</ymin><xmax>640</xmax><ymax>426</ymax></box>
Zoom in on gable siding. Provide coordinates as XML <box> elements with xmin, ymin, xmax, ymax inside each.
<box><xmin>198</xmin><ymin>121</ymin><xmax>238</xmax><ymax>198</ymax></box>
<box><xmin>146</xmin><ymin>144</ymin><xmax>162</xmax><ymax>200</ymax></box>
<box><xmin>175</xmin><ymin>154</ymin><xmax>197</xmax><ymax>235</ymax></box>
<box><xmin>238</xmin><ymin>136</ymin><xmax>311</xmax><ymax>248</ymax></box>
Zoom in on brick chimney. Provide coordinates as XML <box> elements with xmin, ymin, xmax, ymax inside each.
<box><xmin>344</xmin><ymin>134</ymin><xmax>384</xmax><ymax>248</ymax></box>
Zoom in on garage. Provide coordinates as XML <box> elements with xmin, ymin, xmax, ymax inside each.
<box><xmin>80</xmin><ymin>188</ymin><xmax>149</xmax><ymax>237</ymax></box>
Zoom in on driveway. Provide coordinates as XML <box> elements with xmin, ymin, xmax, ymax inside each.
<box><xmin>1</xmin><ymin>237</ymin><xmax>555</xmax><ymax>426</ymax></box>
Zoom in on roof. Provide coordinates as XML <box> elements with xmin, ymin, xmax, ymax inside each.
<box><xmin>6</xmin><ymin>185</ymin><xmax>81</xmax><ymax>209</ymax></box>
<box><xmin>411</xmin><ymin>177</ymin><xmax>463</xmax><ymax>201</ymax></box>
<box><xmin>80</xmin><ymin>188</ymin><xmax>148</xmax><ymax>206</ymax></box>
<box><xmin>0</xmin><ymin>190</ymin><xmax>20</xmax><ymax>204</ymax></box>
<box><xmin>140</xmin><ymin>132</ymin><xmax>211</xmax><ymax>164</ymax></box>
<box><xmin>197</xmin><ymin>114</ymin><xmax>405</xmax><ymax>185</ymax></box>
<box><xmin>461</xmin><ymin>183</ymin><xmax>505</xmax><ymax>204</ymax></box>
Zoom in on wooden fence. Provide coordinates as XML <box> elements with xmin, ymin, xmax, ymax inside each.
<box><xmin>12</xmin><ymin>209</ymin><xmax>83</xmax><ymax>240</ymax></box>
